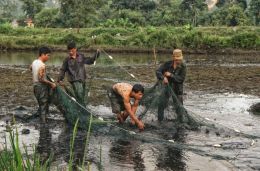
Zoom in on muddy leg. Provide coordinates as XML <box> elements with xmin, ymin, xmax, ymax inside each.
<box><xmin>158</xmin><ymin>88</ymin><xmax>170</xmax><ymax>121</ymax></box>
<box><xmin>34</xmin><ymin>84</ymin><xmax>50</xmax><ymax>123</ymax></box>
<box><xmin>71</xmin><ymin>81</ymin><xmax>86</xmax><ymax>106</ymax></box>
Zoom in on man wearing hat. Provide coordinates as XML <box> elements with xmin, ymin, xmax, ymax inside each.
<box><xmin>156</xmin><ymin>49</ymin><xmax>187</xmax><ymax>121</ymax></box>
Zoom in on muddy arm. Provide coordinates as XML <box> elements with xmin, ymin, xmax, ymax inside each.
<box><xmin>124</xmin><ymin>100</ymin><xmax>139</xmax><ymax>124</ymax></box>
<box><xmin>38</xmin><ymin>66</ymin><xmax>55</xmax><ymax>88</ymax></box>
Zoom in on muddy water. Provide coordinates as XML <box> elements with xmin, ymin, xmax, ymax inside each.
<box><xmin>0</xmin><ymin>51</ymin><xmax>260</xmax><ymax>171</ymax></box>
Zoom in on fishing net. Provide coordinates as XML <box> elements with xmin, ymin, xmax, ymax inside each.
<box><xmin>41</xmin><ymin>52</ymin><xmax>260</xmax><ymax>168</ymax></box>
<box><xmin>139</xmin><ymin>81</ymin><xmax>200</xmax><ymax>130</ymax></box>
<box><xmin>51</xmin><ymin>86</ymin><xmax>93</xmax><ymax>129</ymax></box>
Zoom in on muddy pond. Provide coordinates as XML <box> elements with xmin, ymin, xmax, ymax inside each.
<box><xmin>0</xmin><ymin>51</ymin><xmax>260</xmax><ymax>171</ymax></box>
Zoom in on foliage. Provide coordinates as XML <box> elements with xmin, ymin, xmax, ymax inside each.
<box><xmin>0</xmin><ymin>0</ymin><xmax>18</xmax><ymax>22</ymax></box>
<box><xmin>0</xmin><ymin>128</ymin><xmax>52</xmax><ymax>170</ymax></box>
<box><xmin>34</xmin><ymin>8</ymin><xmax>59</xmax><ymax>28</ymax></box>
<box><xmin>20</xmin><ymin>0</ymin><xmax>47</xmax><ymax>19</ymax></box>
<box><xmin>0</xmin><ymin>26</ymin><xmax>259</xmax><ymax>50</ymax></box>
<box><xmin>249</xmin><ymin>0</ymin><xmax>260</xmax><ymax>25</ymax></box>
<box><xmin>225</xmin><ymin>5</ymin><xmax>250</xmax><ymax>26</ymax></box>
<box><xmin>230</xmin><ymin>32</ymin><xmax>258</xmax><ymax>48</ymax></box>
<box><xmin>58</xmin><ymin>0</ymin><xmax>103</xmax><ymax>28</ymax></box>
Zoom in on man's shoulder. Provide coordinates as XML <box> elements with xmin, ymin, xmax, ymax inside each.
<box><xmin>180</xmin><ymin>62</ymin><xmax>187</xmax><ymax>68</ymax></box>
<box><xmin>32</xmin><ymin>59</ymin><xmax>45</xmax><ymax>66</ymax></box>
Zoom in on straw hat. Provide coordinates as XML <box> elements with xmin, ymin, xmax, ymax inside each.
<box><xmin>172</xmin><ymin>49</ymin><xmax>183</xmax><ymax>60</ymax></box>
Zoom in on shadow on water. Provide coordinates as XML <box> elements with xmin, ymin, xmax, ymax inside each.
<box><xmin>35</xmin><ymin>120</ymin><xmax>188</xmax><ymax>171</ymax></box>
<box><xmin>37</xmin><ymin>124</ymin><xmax>52</xmax><ymax>162</ymax></box>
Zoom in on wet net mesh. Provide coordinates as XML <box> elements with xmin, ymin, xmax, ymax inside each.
<box><xmin>52</xmin><ymin>86</ymin><xmax>93</xmax><ymax>129</ymax></box>
<box><xmin>43</xmin><ymin>51</ymin><xmax>260</xmax><ymax>164</ymax></box>
<box><xmin>139</xmin><ymin>81</ymin><xmax>200</xmax><ymax>129</ymax></box>
<box><xmin>48</xmin><ymin>54</ymin><xmax>259</xmax><ymax>140</ymax></box>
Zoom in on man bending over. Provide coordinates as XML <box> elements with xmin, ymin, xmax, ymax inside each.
<box><xmin>107</xmin><ymin>83</ymin><xmax>145</xmax><ymax>130</ymax></box>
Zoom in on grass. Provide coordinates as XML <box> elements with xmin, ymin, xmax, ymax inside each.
<box><xmin>0</xmin><ymin>24</ymin><xmax>259</xmax><ymax>51</ymax></box>
<box><xmin>0</xmin><ymin>127</ymin><xmax>53</xmax><ymax>171</ymax></box>
<box><xmin>0</xmin><ymin>116</ymin><xmax>95</xmax><ymax>171</ymax></box>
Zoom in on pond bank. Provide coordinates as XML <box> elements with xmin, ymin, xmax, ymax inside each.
<box><xmin>0</xmin><ymin>26</ymin><xmax>259</xmax><ymax>53</ymax></box>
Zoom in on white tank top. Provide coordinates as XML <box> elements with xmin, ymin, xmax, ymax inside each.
<box><xmin>31</xmin><ymin>59</ymin><xmax>46</xmax><ymax>83</ymax></box>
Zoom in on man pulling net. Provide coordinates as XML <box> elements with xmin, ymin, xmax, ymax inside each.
<box><xmin>156</xmin><ymin>49</ymin><xmax>186</xmax><ymax>122</ymax></box>
<box><xmin>107</xmin><ymin>83</ymin><xmax>145</xmax><ymax>131</ymax></box>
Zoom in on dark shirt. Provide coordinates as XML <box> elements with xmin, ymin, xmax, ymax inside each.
<box><xmin>58</xmin><ymin>52</ymin><xmax>99</xmax><ymax>82</ymax></box>
<box><xmin>156</xmin><ymin>60</ymin><xmax>186</xmax><ymax>95</ymax></box>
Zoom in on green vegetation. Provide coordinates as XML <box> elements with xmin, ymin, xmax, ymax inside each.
<box><xmin>0</xmin><ymin>128</ymin><xmax>52</xmax><ymax>170</ymax></box>
<box><xmin>0</xmin><ymin>117</ymin><xmax>94</xmax><ymax>171</ymax></box>
<box><xmin>0</xmin><ymin>1</ymin><xmax>259</xmax><ymax>51</ymax></box>
<box><xmin>1</xmin><ymin>0</ymin><xmax>260</xmax><ymax>27</ymax></box>
<box><xmin>0</xmin><ymin>25</ymin><xmax>259</xmax><ymax>51</ymax></box>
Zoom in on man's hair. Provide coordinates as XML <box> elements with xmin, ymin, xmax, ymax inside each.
<box><xmin>39</xmin><ymin>46</ymin><xmax>51</xmax><ymax>56</ymax></box>
<box><xmin>132</xmin><ymin>84</ymin><xmax>144</xmax><ymax>94</ymax></box>
<box><xmin>67</xmin><ymin>42</ymin><xmax>76</xmax><ymax>50</ymax></box>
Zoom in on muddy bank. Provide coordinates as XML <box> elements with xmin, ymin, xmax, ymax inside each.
<box><xmin>1</xmin><ymin>62</ymin><xmax>259</xmax><ymax>108</ymax></box>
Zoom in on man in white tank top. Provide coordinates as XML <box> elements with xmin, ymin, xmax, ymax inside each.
<box><xmin>30</xmin><ymin>47</ymin><xmax>56</xmax><ymax>123</ymax></box>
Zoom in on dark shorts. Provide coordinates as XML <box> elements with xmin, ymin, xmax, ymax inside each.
<box><xmin>107</xmin><ymin>87</ymin><xmax>125</xmax><ymax>114</ymax></box>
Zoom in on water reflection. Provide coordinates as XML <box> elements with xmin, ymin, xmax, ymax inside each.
<box><xmin>157</xmin><ymin>127</ymin><xmax>186</xmax><ymax>171</ymax></box>
<box><xmin>109</xmin><ymin>139</ymin><xmax>145</xmax><ymax>171</ymax></box>
<box><xmin>37</xmin><ymin>123</ymin><xmax>52</xmax><ymax>162</ymax></box>
<box><xmin>0</xmin><ymin>51</ymin><xmax>259</xmax><ymax>66</ymax></box>
<box><xmin>108</xmin><ymin>125</ymin><xmax>187</xmax><ymax>171</ymax></box>
<box><xmin>56</xmin><ymin>125</ymin><xmax>86</xmax><ymax>169</ymax></box>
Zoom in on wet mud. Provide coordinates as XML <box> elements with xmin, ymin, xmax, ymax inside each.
<box><xmin>0</xmin><ymin>52</ymin><xmax>260</xmax><ymax>170</ymax></box>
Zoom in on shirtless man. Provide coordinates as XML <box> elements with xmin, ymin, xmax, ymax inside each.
<box><xmin>107</xmin><ymin>83</ymin><xmax>145</xmax><ymax>130</ymax></box>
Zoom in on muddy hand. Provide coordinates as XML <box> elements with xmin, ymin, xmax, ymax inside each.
<box><xmin>164</xmin><ymin>72</ymin><xmax>172</xmax><ymax>77</ymax></box>
<box><xmin>58</xmin><ymin>81</ymin><xmax>65</xmax><ymax>86</ymax></box>
<box><xmin>51</xmin><ymin>83</ymin><xmax>56</xmax><ymax>89</ymax></box>
<box><xmin>163</xmin><ymin>77</ymin><xmax>169</xmax><ymax>84</ymax></box>
<box><xmin>137</xmin><ymin>121</ymin><xmax>145</xmax><ymax>131</ymax></box>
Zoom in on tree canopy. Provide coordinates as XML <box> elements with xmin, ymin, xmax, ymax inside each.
<box><xmin>0</xmin><ymin>0</ymin><xmax>259</xmax><ymax>27</ymax></box>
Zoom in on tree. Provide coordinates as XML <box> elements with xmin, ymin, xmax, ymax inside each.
<box><xmin>180</xmin><ymin>0</ymin><xmax>208</xmax><ymax>26</ymax></box>
<box><xmin>111</xmin><ymin>0</ymin><xmax>156</xmax><ymax>11</ymax></box>
<box><xmin>249</xmin><ymin>0</ymin><xmax>260</xmax><ymax>25</ymax></box>
<box><xmin>225</xmin><ymin>4</ymin><xmax>249</xmax><ymax>26</ymax></box>
<box><xmin>0</xmin><ymin>0</ymin><xmax>18</xmax><ymax>22</ymax></box>
<box><xmin>34</xmin><ymin>8</ymin><xmax>59</xmax><ymax>27</ymax></box>
<box><xmin>20</xmin><ymin>0</ymin><xmax>47</xmax><ymax>18</ymax></box>
<box><xmin>59</xmin><ymin>0</ymin><xmax>103</xmax><ymax>29</ymax></box>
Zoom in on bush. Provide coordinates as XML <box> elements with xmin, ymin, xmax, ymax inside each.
<box><xmin>34</xmin><ymin>8</ymin><xmax>59</xmax><ymax>28</ymax></box>
<box><xmin>95</xmin><ymin>33</ymin><xmax>120</xmax><ymax>45</ymax></box>
<box><xmin>128</xmin><ymin>32</ymin><xmax>148</xmax><ymax>46</ymax></box>
<box><xmin>182</xmin><ymin>30</ymin><xmax>203</xmax><ymax>48</ymax></box>
<box><xmin>91</xmin><ymin>27</ymin><xmax>130</xmax><ymax>36</ymax></box>
<box><xmin>60</xmin><ymin>33</ymin><xmax>86</xmax><ymax>44</ymax></box>
<box><xmin>147</xmin><ymin>29</ymin><xmax>172</xmax><ymax>47</ymax></box>
<box><xmin>230</xmin><ymin>32</ymin><xmax>258</xmax><ymax>48</ymax></box>
<box><xmin>0</xmin><ymin>23</ymin><xmax>13</xmax><ymax>34</ymax></box>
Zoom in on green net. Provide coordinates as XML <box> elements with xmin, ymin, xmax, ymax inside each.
<box><xmin>52</xmin><ymin>86</ymin><xmax>94</xmax><ymax>129</ymax></box>
<box><xmin>139</xmin><ymin>81</ymin><xmax>200</xmax><ymax>130</ymax></box>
